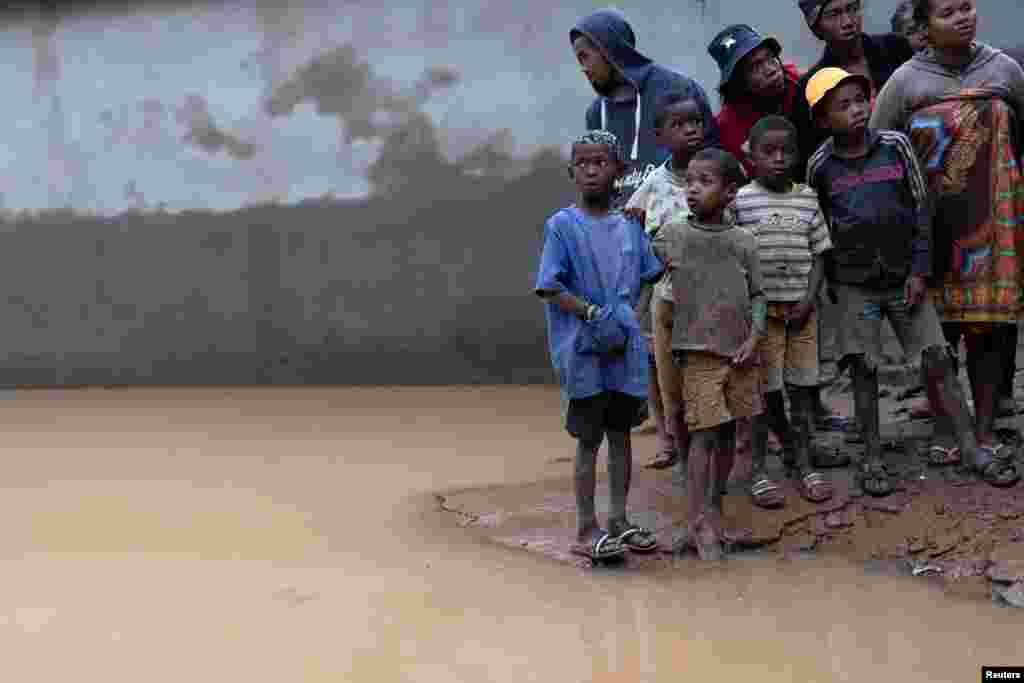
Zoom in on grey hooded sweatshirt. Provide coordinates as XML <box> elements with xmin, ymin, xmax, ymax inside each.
<box><xmin>870</xmin><ymin>42</ymin><xmax>1024</xmax><ymax>137</ymax></box>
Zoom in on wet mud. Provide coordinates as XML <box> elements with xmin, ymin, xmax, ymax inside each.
<box><xmin>2</xmin><ymin>384</ymin><xmax>1021</xmax><ymax>681</ymax></box>
<box><xmin>441</xmin><ymin>372</ymin><xmax>1024</xmax><ymax>608</ymax></box>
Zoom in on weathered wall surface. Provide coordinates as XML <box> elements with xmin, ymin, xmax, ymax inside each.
<box><xmin>0</xmin><ymin>163</ymin><xmax>574</xmax><ymax>386</ymax></box>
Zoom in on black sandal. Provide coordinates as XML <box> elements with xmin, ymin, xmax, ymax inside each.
<box><xmin>972</xmin><ymin>444</ymin><xmax>1020</xmax><ymax>488</ymax></box>
<box><xmin>615</xmin><ymin>525</ymin><xmax>659</xmax><ymax>553</ymax></box>
<box><xmin>570</xmin><ymin>531</ymin><xmax>626</xmax><ymax>561</ymax></box>
<box><xmin>858</xmin><ymin>458</ymin><xmax>894</xmax><ymax>497</ymax></box>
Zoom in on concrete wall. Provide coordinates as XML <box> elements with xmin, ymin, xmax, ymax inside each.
<box><xmin>0</xmin><ymin>163</ymin><xmax>573</xmax><ymax>386</ymax></box>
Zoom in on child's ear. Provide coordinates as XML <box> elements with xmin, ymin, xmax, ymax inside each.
<box><xmin>725</xmin><ymin>181</ymin><xmax>740</xmax><ymax>203</ymax></box>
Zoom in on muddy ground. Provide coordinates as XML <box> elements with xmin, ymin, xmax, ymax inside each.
<box><xmin>440</xmin><ymin>353</ymin><xmax>1024</xmax><ymax>609</ymax></box>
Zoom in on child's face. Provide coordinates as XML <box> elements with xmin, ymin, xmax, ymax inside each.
<box><xmin>904</xmin><ymin>21</ymin><xmax>929</xmax><ymax>52</ymax></box>
<box><xmin>926</xmin><ymin>0</ymin><xmax>976</xmax><ymax>51</ymax></box>
<box><xmin>750</xmin><ymin>129</ymin><xmax>798</xmax><ymax>189</ymax></box>
<box><xmin>685</xmin><ymin>159</ymin><xmax>737</xmax><ymax>220</ymax></box>
<box><xmin>573</xmin><ymin>36</ymin><xmax>615</xmax><ymax>92</ymax></box>
<box><xmin>741</xmin><ymin>46</ymin><xmax>786</xmax><ymax>99</ymax></box>
<box><xmin>820</xmin><ymin>81</ymin><xmax>870</xmax><ymax>137</ymax></box>
<box><xmin>655</xmin><ymin>100</ymin><xmax>704</xmax><ymax>157</ymax></box>
<box><xmin>815</xmin><ymin>0</ymin><xmax>863</xmax><ymax>45</ymax></box>
<box><xmin>570</xmin><ymin>143</ymin><xmax>620</xmax><ymax>201</ymax></box>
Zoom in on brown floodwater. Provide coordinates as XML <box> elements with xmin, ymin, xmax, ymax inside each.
<box><xmin>0</xmin><ymin>385</ymin><xmax>1018</xmax><ymax>681</ymax></box>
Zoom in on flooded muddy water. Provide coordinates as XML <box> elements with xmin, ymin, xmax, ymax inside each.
<box><xmin>0</xmin><ymin>385</ymin><xmax>1018</xmax><ymax>681</ymax></box>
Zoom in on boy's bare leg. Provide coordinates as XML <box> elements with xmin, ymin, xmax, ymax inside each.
<box><xmin>574</xmin><ymin>436</ymin><xmax>603</xmax><ymax>542</ymax></box>
<box><xmin>683</xmin><ymin>429</ymin><xmax>724</xmax><ymax>560</ymax></box>
<box><xmin>710</xmin><ymin>421</ymin><xmax>736</xmax><ymax>532</ymax></box>
<box><xmin>964</xmin><ymin>331</ymin><xmax>1002</xmax><ymax>447</ymax></box>
<box><xmin>850</xmin><ymin>355</ymin><xmax>892</xmax><ymax>496</ymax></box>
<box><xmin>749</xmin><ymin>412</ymin><xmax>785</xmax><ymax>507</ymax></box>
<box><xmin>606</xmin><ymin>429</ymin><xmax>659</xmax><ymax>550</ymax></box>
<box><xmin>922</xmin><ymin>345</ymin><xmax>974</xmax><ymax>465</ymax></box>
<box><xmin>606</xmin><ymin>429</ymin><xmax>631</xmax><ymax>524</ymax></box>
<box><xmin>764</xmin><ymin>391</ymin><xmax>792</xmax><ymax>460</ymax></box>
<box><xmin>647</xmin><ymin>357</ymin><xmax>676</xmax><ymax>464</ymax></box>
<box><xmin>789</xmin><ymin>385</ymin><xmax>833</xmax><ymax>501</ymax></box>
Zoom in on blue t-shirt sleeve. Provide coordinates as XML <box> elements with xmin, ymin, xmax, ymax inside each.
<box><xmin>638</xmin><ymin>227</ymin><xmax>665</xmax><ymax>283</ymax></box>
<box><xmin>534</xmin><ymin>215</ymin><xmax>572</xmax><ymax>297</ymax></box>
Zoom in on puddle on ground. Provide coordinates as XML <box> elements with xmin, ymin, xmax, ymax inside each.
<box><xmin>0</xmin><ymin>385</ymin><xmax>1019</xmax><ymax>681</ymax></box>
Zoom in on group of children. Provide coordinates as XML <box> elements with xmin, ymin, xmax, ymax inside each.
<box><xmin>536</xmin><ymin>2</ymin><xmax>1023</xmax><ymax>563</ymax></box>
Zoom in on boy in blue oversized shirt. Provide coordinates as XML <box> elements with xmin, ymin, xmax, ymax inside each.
<box><xmin>535</xmin><ymin>130</ymin><xmax>664</xmax><ymax>562</ymax></box>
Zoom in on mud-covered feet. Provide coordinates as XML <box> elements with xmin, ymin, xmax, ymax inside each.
<box><xmin>857</xmin><ymin>457</ymin><xmax>894</xmax><ymax>497</ymax></box>
<box><xmin>692</xmin><ymin>513</ymin><xmax>724</xmax><ymax>561</ymax></box>
<box><xmin>969</xmin><ymin>443</ymin><xmax>1021</xmax><ymax>488</ymax></box>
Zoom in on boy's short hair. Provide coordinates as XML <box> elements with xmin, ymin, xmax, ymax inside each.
<box><xmin>890</xmin><ymin>0</ymin><xmax>914</xmax><ymax>33</ymax></box>
<box><xmin>654</xmin><ymin>91</ymin><xmax>699</xmax><ymax>129</ymax></box>
<box><xmin>571</xmin><ymin>129</ymin><xmax>623</xmax><ymax>164</ymax></box>
<box><xmin>748</xmin><ymin>115</ymin><xmax>798</xmax><ymax>150</ymax></box>
<box><xmin>910</xmin><ymin>0</ymin><xmax>932</xmax><ymax>26</ymax></box>
<box><xmin>691</xmin><ymin>147</ymin><xmax>746</xmax><ymax>187</ymax></box>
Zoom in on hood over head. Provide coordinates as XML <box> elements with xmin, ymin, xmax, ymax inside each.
<box><xmin>570</xmin><ymin>9</ymin><xmax>654</xmax><ymax>95</ymax></box>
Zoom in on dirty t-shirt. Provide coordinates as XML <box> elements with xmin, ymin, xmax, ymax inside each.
<box><xmin>657</xmin><ymin>218</ymin><xmax>764</xmax><ymax>358</ymax></box>
<box><xmin>734</xmin><ymin>180</ymin><xmax>832</xmax><ymax>303</ymax></box>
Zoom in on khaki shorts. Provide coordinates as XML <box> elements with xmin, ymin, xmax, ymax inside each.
<box><xmin>653</xmin><ymin>298</ymin><xmax>684</xmax><ymax>420</ymax></box>
<box><xmin>834</xmin><ymin>283</ymin><xmax>947</xmax><ymax>372</ymax></box>
<box><xmin>761</xmin><ymin>303</ymin><xmax>819</xmax><ymax>392</ymax></box>
<box><xmin>680</xmin><ymin>351</ymin><xmax>763</xmax><ymax>432</ymax></box>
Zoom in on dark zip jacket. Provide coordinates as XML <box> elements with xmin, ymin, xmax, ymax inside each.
<box><xmin>806</xmin><ymin>129</ymin><xmax>931</xmax><ymax>289</ymax></box>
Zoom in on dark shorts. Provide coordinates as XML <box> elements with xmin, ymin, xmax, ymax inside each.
<box><xmin>566</xmin><ymin>391</ymin><xmax>646</xmax><ymax>442</ymax></box>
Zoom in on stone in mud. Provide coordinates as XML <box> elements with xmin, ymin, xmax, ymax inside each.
<box><xmin>929</xmin><ymin>535</ymin><xmax>959</xmax><ymax>558</ymax></box>
<box><xmin>987</xmin><ymin>561</ymin><xmax>1024</xmax><ymax>584</ymax></box>
<box><xmin>987</xmin><ymin>545</ymin><xmax>1024</xmax><ymax>583</ymax></box>
<box><xmin>813</xmin><ymin>516</ymin><xmax>828</xmax><ymax>536</ymax></box>
<box><xmin>863</xmin><ymin>499</ymin><xmax>906</xmax><ymax>514</ymax></box>
<box><xmin>998</xmin><ymin>510</ymin><xmax>1021</xmax><ymax>520</ymax></box>
<box><xmin>992</xmin><ymin>581</ymin><xmax>1024</xmax><ymax>608</ymax></box>
<box><xmin>825</xmin><ymin>511</ymin><xmax>845</xmax><ymax>529</ymax></box>
<box><xmin>908</xmin><ymin>538</ymin><xmax>929</xmax><ymax>554</ymax></box>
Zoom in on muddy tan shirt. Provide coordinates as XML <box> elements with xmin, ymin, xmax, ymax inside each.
<box><xmin>655</xmin><ymin>218</ymin><xmax>764</xmax><ymax>358</ymax></box>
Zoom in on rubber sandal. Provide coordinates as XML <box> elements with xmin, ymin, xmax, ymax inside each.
<box><xmin>925</xmin><ymin>445</ymin><xmax>961</xmax><ymax>467</ymax></box>
<box><xmin>750</xmin><ymin>475</ymin><xmax>785</xmax><ymax>509</ymax></box>
<box><xmin>858</xmin><ymin>459</ymin><xmax>894</xmax><ymax>497</ymax></box>
<box><xmin>570</xmin><ymin>531</ymin><xmax>625</xmax><ymax>561</ymax></box>
<box><xmin>798</xmin><ymin>470</ymin><xmax>833</xmax><ymax>503</ymax></box>
<box><xmin>616</xmin><ymin>526</ymin><xmax>659</xmax><ymax>553</ymax></box>
<box><xmin>973</xmin><ymin>444</ymin><xmax>1021</xmax><ymax>488</ymax></box>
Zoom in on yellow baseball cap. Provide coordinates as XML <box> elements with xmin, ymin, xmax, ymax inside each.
<box><xmin>805</xmin><ymin>67</ymin><xmax>872</xmax><ymax>111</ymax></box>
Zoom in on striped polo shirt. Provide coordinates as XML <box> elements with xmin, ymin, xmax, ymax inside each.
<box><xmin>734</xmin><ymin>180</ymin><xmax>832</xmax><ymax>303</ymax></box>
